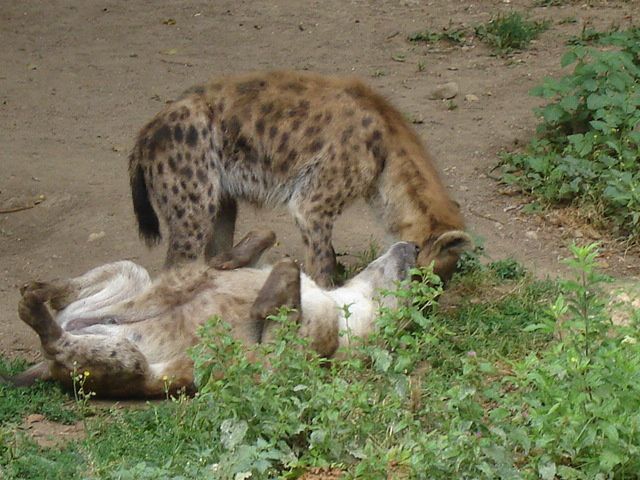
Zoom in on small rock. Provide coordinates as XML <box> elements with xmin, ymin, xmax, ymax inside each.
<box><xmin>459</xmin><ymin>185</ymin><xmax>469</xmax><ymax>192</ymax></box>
<box><xmin>428</xmin><ymin>82</ymin><xmax>459</xmax><ymax>100</ymax></box>
<box><xmin>525</xmin><ymin>230</ymin><xmax>538</xmax><ymax>241</ymax></box>
<box><xmin>464</xmin><ymin>94</ymin><xmax>479</xmax><ymax>102</ymax></box>
<box><xmin>88</xmin><ymin>231</ymin><xmax>106</xmax><ymax>242</ymax></box>
<box><xmin>26</xmin><ymin>414</ymin><xmax>45</xmax><ymax>424</ymax></box>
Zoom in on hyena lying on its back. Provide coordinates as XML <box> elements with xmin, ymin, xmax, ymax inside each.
<box><xmin>129</xmin><ymin>70</ymin><xmax>471</xmax><ymax>286</ymax></box>
<box><xmin>11</xmin><ymin>230</ymin><xmax>418</xmax><ymax>398</ymax></box>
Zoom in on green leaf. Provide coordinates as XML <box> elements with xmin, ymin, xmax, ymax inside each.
<box><xmin>542</xmin><ymin>104</ymin><xmax>565</xmax><ymax>124</ymax></box>
<box><xmin>539</xmin><ymin>460</ymin><xmax>557</xmax><ymax>480</ymax></box>
<box><xmin>561</xmin><ymin>50</ymin><xmax>578</xmax><ymax>67</ymax></box>
<box><xmin>599</xmin><ymin>449</ymin><xmax>623</xmax><ymax>470</ymax></box>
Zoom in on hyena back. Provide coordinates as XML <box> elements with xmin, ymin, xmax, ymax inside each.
<box><xmin>129</xmin><ymin>70</ymin><xmax>470</xmax><ymax>286</ymax></box>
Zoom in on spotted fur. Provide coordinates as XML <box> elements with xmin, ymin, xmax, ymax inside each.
<box><xmin>129</xmin><ymin>71</ymin><xmax>470</xmax><ymax>286</ymax></box>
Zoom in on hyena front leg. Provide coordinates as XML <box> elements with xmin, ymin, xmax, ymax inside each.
<box><xmin>209</xmin><ymin>228</ymin><xmax>276</xmax><ymax>270</ymax></box>
<box><xmin>18</xmin><ymin>289</ymin><xmax>151</xmax><ymax>397</ymax></box>
<box><xmin>290</xmin><ymin>200</ymin><xmax>339</xmax><ymax>288</ymax></box>
<box><xmin>250</xmin><ymin>257</ymin><xmax>302</xmax><ymax>344</ymax></box>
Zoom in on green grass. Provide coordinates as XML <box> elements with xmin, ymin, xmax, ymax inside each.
<box><xmin>475</xmin><ymin>12</ymin><xmax>550</xmax><ymax>54</ymax></box>
<box><xmin>408</xmin><ymin>26</ymin><xmax>467</xmax><ymax>45</ymax></box>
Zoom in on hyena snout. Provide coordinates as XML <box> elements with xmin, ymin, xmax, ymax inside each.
<box><xmin>389</xmin><ymin>242</ymin><xmax>420</xmax><ymax>276</ymax></box>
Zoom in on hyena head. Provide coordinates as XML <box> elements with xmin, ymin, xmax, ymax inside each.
<box><xmin>349</xmin><ymin>241</ymin><xmax>419</xmax><ymax>296</ymax></box>
<box><xmin>419</xmin><ymin>230</ymin><xmax>473</xmax><ymax>283</ymax></box>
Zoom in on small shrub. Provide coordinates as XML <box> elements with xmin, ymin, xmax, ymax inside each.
<box><xmin>501</xmin><ymin>28</ymin><xmax>640</xmax><ymax>241</ymax></box>
<box><xmin>475</xmin><ymin>12</ymin><xmax>550</xmax><ymax>53</ymax></box>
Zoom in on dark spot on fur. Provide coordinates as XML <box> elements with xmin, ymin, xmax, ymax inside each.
<box><xmin>283</xmin><ymin>81</ymin><xmax>307</xmax><ymax>93</ymax></box>
<box><xmin>260</xmin><ymin>102</ymin><xmax>274</xmax><ymax>114</ymax></box>
<box><xmin>216</xmin><ymin>102</ymin><xmax>225</xmax><ymax>114</ymax></box>
<box><xmin>197</xmin><ymin>169</ymin><xmax>207</xmax><ymax>183</ymax></box>
<box><xmin>201</xmin><ymin>127</ymin><xmax>209</xmax><ymax>138</ymax></box>
<box><xmin>362</xmin><ymin>116</ymin><xmax>373</xmax><ymax>127</ymax></box>
<box><xmin>180</xmin><ymin>166</ymin><xmax>193</xmax><ymax>179</ymax></box>
<box><xmin>156</xmin><ymin>162</ymin><xmax>164</xmax><ymax>175</ymax></box>
<box><xmin>110</xmin><ymin>350</ymin><xmax>117</xmax><ymax>358</ymax></box>
<box><xmin>171</xmin><ymin>185</ymin><xmax>179</xmax><ymax>194</ymax></box>
<box><xmin>305</xmin><ymin>125</ymin><xmax>321</xmax><ymax>136</ymax></box>
<box><xmin>169</xmin><ymin>111</ymin><xmax>178</xmax><ymax>122</ymax></box>
<box><xmin>236</xmin><ymin>79</ymin><xmax>267</xmax><ymax>95</ymax></box>
<box><xmin>188</xmin><ymin>192</ymin><xmax>200</xmax><ymax>202</ymax></box>
<box><xmin>340</xmin><ymin>125</ymin><xmax>355</xmax><ymax>145</ymax></box>
<box><xmin>277</xmin><ymin>132</ymin><xmax>290</xmax><ymax>153</ymax></box>
<box><xmin>255</xmin><ymin>118</ymin><xmax>265</xmax><ymax>136</ymax></box>
<box><xmin>182</xmin><ymin>84</ymin><xmax>205</xmax><ymax>96</ymax></box>
<box><xmin>173</xmin><ymin>125</ymin><xmax>183</xmax><ymax>143</ymax></box>
<box><xmin>311</xmin><ymin>193</ymin><xmax>322</xmax><ymax>202</ymax></box>
<box><xmin>180</xmin><ymin>106</ymin><xmax>190</xmax><ymax>120</ymax></box>
<box><xmin>269</xmin><ymin>125</ymin><xmax>278</xmax><ymax>139</ymax></box>
<box><xmin>168</xmin><ymin>156</ymin><xmax>177</xmax><ymax>172</ymax></box>
<box><xmin>292</xmin><ymin>119</ymin><xmax>301</xmax><ymax>131</ymax></box>
<box><xmin>186</xmin><ymin>125</ymin><xmax>198</xmax><ymax>147</ymax></box>
<box><xmin>227</xmin><ymin>116</ymin><xmax>241</xmax><ymax>138</ymax></box>
<box><xmin>308</xmin><ymin>139</ymin><xmax>324</xmax><ymax>153</ymax></box>
<box><xmin>161</xmin><ymin>194</ymin><xmax>168</xmax><ymax>204</ymax></box>
<box><xmin>175</xmin><ymin>207</ymin><xmax>185</xmax><ymax>219</ymax></box>
<box><xmin>149</xmin><ymin>124</ymin><xmax>172</xmax><ymax>154</ymax></box>
<box><xmin>208</xmin><ymin>204</ymin><xmax>216</xmax><ymax>214</ymax></box>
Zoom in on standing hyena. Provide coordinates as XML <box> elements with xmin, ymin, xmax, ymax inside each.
<box><xmin>129</xmin><ymin>70</ymin><xmax>471</xmax><ymax>286</ymax></box>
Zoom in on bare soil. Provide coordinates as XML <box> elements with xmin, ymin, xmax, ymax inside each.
<box><xmin>2</xmin><ymin>0</ymin><xmax>639</xmax><ymax>362</ymax></box>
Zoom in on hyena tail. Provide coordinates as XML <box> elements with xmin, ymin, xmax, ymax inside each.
<box><xmin>130</xmin><ymin>155</ymin><xmax>161</xmax><ymax>246</ymax></box>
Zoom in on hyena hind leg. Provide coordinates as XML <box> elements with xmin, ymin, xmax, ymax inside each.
<box><xmin>20</xmin><ymin>280</ymin><xmax>75</xmax><ymax>312</ymax></box>
<box><xmin>19</xmin><ymin>287</ymin><xmax>151</xmax><ymax>397</ymax></box>
<box><xmin>204</xmin><ymin>196</ymin><xmax>238</xmax><ymax>259</ymax></box>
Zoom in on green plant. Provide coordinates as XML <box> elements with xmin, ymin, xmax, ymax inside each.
<box><xmin>408</xmin><ymin>26</ymin><xmax>467</xmax><ymax>45</ymax></box>
<box><xmin>475</xmin><ymin>12</ymin><xmax>550</xmax><ymax>53</ymax></box>
<box><xmin>501</xmin><ymin>243</ymin><xmax>640</xmax><ymax>477</ymax></box>
<box><xmin>501</xmin><ymin>28</ymin><xmax>640</xmax><ymax>241</ymax></box>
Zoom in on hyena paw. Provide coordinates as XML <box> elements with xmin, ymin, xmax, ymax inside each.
<box><xmin>19</xmin><ymin>281</ymin><xmax>71</xmax><ymax>310</ymax></box>
<box><xmin>19</xmin><ymin>281</ymin><xmax>50</xmax><ymax>297</ymax></box>
<box><xmin>18</xmin><ymin>291</ymin><xmax>47</xmax><ymax>328</ymax></box>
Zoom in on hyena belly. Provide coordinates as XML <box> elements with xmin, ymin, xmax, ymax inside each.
<box><xmin>129</xmin><ymin>71</ymin><xmax>469</xmax><ymax>287</ymax></box>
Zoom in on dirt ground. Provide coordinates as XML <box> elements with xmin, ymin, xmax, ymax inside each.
<box><xmin>1</xmin><ymin>0</ymin><xmax>639</xmax><ymax>361</ymax></box>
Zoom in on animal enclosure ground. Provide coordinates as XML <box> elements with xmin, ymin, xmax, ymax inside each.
<box><xmin>1</xmin><ymin>0</ymin><xmax>640</xmax><ymax>460</ymax></box>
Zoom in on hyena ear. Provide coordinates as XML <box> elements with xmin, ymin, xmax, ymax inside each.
<box><xmin>431</xmin><ymin>230</ymin><xmax>473</xmax><ymax>257</ymax></box>
<box><xmin>419</xmin><ymin>230</ymin><xmax>474</xmax><ymax>283</ymax></box>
